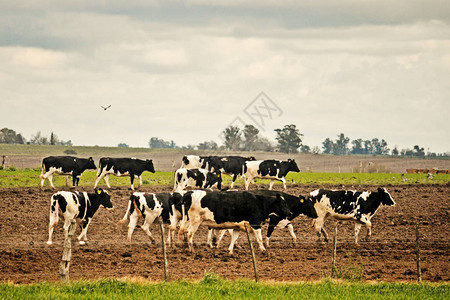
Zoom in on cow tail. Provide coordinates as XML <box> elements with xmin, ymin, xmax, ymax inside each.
<box><xmin>118</xmin><ymin>196</ymin><xmax>133</xmax><ymax>224</ymax></box>
<box><xmin>96</xmin><ymin>161</ymin><xmax>102</xmax><ymax>177</ymax></box>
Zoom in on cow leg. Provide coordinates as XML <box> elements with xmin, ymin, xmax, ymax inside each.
<box><xmin>140</xmin><ymin>214</ymin><xmax>159</xmax><ymax>245</ymax></box>
<box><xmin>244</xmin><ymin>177</ymin><xmax>252</xmax><ymax>190</ymax></box>
<box><xmin>281</xmin><ymin>178</ymin><xmax>287</xmax><ymax>190</ymax></box>
<box><xmin>230</xmin><ymin>174</ymin><xmax>238</xmax><ymax>189</ymax></box>
<box><xmin>129</xmin><ymin>174</ymin><xmax>135</xmax><ymax>190</ymax></box>
<box><xmin>252</xmin><ymin>228</ymin><xmax>266</xmax><ymax>252</ymax></box>
<box><xmin>286</xmin><ymin>223</ymin><xmax>297</xmax><ymax>244</ymax></box>
<box><xmin>65</xmin><ymin>176</ymin><xmax>69</xmax><ymax>186</ymax></box>
<box><xmin>216</xmin><ymin>229</ymin><xmax>229</xmax><ymax>249</ymax></box>
<box><xmin>365</xmin><ymin>221</ymin><xmax>372</xmax><ymax>241</ymax></box>
<box><xmin>127</xmin><ymin>212</ymin><xmax>140</xmax><ymax>242</ymax></box>
<box><xmin>313</xmin><ymin>216</ymin><xmax>328</xmax><ymax>243</ymax></box>
<box><xmin>138</xmin><ymin>175</ymin><xmax>143</xmax><ymax>188</ymax></box>
<box><xmin>104</xmin><ymin>174</ymin><xmax>111</xmax><ymax>189</ymax></box>
<box><xmin>228</xmin><ymin>230</ymin><xmax>241</xmax><ymax>255</ymax></box>
<box><xmin>48</xmin><ymin>174</ymin><xmax>56</xmax><ymax>189</ymax></box>
<box><xmin>269</xmin><ymin>180</ymin><xmax>275</xmax><ymax>190</ymax></box>
<box><xmin>207</xmin><ymin>229</ymin><xmax>214</xmax><ymax>248</ymax></box>
<box><xmin>186</xmin><ymin>216</ymin><xmax>202</xmax><ymax>252</ymax></box>
<box><xmin>77</xmin><ymin>218</ymin><xmax>92</xmax><ymax>245</ymax></box>
<box><xmin>47</xmin><ymin>200</ymin><xmax>59</xmax><ymax>245</ymax></box>
<box><xmin>94</xmin><ymin>170</ymin><xmax>105</xmax><ymax>188</ymax></box>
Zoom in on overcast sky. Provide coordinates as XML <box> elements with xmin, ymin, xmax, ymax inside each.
<box><xmin>1</xmin><ymin>1</ymin><xmax>449</xmax><ymax>153</ymax></box>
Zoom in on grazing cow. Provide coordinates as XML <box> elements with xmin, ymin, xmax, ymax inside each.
<box><xmin>47</xmin><ymin>188</ymin><xmax>114</xmax><ymax>245</ymax></box>
<box><xmin>173</xmin><ymin>168</ymin><xmax>222</xmax><ymax>192</ymax></box>
<box><xmin>309</xmin><ymin>187</ymin><xmax>396</xmax><ymax>244</ymax></box>
<box><xmin>207</xmin><ymin>156</ymin><xmax>256</xmax><ymax>188</ymax></box>
<box><xmin>40</xmin><ymin>156</ymin><xmax>96</xmax><ymax>188</ymax></box>
<box><xmin>182</xmin><ymin>190</ymin><xmax>292</xmax><ymax>254</ymax></box>
<box><xmin>94</xmin><ymin>157</ymin><xmax>155</xmax><ymax>190</ymax></box>
<box><xmin>244</xmin><ymin>159</ymin><xmax>300</xmax><ymax>190</ymax></box>
<box><xmin>120</xmin><ymin>192</ymin><xmax>184</xmax><ymax>247</ymax></box>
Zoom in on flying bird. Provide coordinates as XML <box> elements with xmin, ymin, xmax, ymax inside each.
<box><xmin>101</xmin><ymin>105</ymin><xmax>111</xmax><ymax>111</ymax></box>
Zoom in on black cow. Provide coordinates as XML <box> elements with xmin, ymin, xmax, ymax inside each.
<box><xmin>309</xmin><ymin>187</ymin><xmax>396</xmax><ymax>244</ymax></box>
<box><xmin>244</xmin><ymin>159</ymin><xmax>300</xmax><ymax>190</ymax></box>
<box><xmin>251</xmin><ymin>190</ymin><xmax>317</xmax><ymax>245</ymax></box>
<box><xmin>47</xmin><ymin>188</ymin><xmax>114</xmax><ymax>245</ymax></box>
<box><xmin>207</xmin><ymin>156</ymin><xmax>256</xmax><ymax>188</ymax></box>
<box><xmin>119</xmin><ymin>192</ymin><xmax>184</xmax><ymax>247</ymax></box>
<box><xmin>40</xmin><ymin>156</ymin><xmax>96</xmax><ymax>189</ymax></box>
<box><xmin>181</xmin><ymin>190</ymin><xmax>292</xmax><ymax>254</ymax></box>
<box><xmin>94</xmin><ymin>157</ymin><xmax>155</xmax><ymax>190</ymax></box>
<box><xmin>173</xmin><ymin>168</ymin><xmax>222</xmax><ymax>192</ymax></box>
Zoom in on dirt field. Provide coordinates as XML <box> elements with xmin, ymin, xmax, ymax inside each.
<box><xmin>0</xmin><ymin>183</ymin><xmax>448</xmax><ymax>284</ymax></box>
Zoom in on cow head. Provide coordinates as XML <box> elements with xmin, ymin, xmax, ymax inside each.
<box><xmin>287</xmin><ymin>159</ymin><xmax>300</xmax><ymax>172</ymax></box>
<box><xmin>377</xmin><ymin>187</ymin><xmax>395</xmax><ymax>206</ymax></box>
<box><xmin>94</xmin><ymin>188</ymin><xmax>114</xmax><ymax>210</ymax></box>
<box><xmin>86</xmin><ymin>157</ymin><xmax>97</xmax><ymax>169</ymax></box>
<box><xmin>297</xmin><ymin>195</ymin><xmax>318</xmax><ymax>218</ymax></box>
<box><xmin>264</xmin><ymin>194</ymin><xmax>292</xmax><ymax>219</ymax></box>
<box><xmin>206</xmin><ymin>171</ymin><xmax>222</xmax><ymax>190</ymax></box>
<box><xmin>145</xmin><ymin>159</ymin><xmax>156</xmax><ymax>173</ymax></box>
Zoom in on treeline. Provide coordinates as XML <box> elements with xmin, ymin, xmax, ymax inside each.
<box><xmin>1</xmin><ymin>126</ymin><xmax>448</xmax><ymax>158</ymax></box>
<box><xmin>0</xmin><ymin>128</ymin><xmax>72</xmax><ymax>146</ymax></box>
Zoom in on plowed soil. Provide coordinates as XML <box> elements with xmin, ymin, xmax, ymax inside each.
<box><xmin>0</xmin><ymin>184</ymin><xmax>448</xmax><ymax>284</ymax></box>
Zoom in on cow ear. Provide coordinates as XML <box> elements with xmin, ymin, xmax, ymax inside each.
<box><xmin>288</xmin><ymin>159</ymin><xmax>292</xmax><ymax>163</ymax></box>
<box><xmin>97</xmin><ymin>188</ymin><xmax>103</xmax><ymax>195</ymax></box>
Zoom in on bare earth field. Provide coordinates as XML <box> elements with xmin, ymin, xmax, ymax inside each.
<box><xmin>0</xmin><ymin>183</ymin><xmax>448</xmax><ymax>284</ymax></box>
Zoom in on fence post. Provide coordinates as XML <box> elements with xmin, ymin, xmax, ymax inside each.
<box><xmin>59</xmin><ymin>219</ymin><xmax>76</xmax><ymax>282</ymax></box>
<box><xmin>415</xmin><ymin>223</ymin><xmax>422</xmax><ymax>283</ymax></box>
<box><xmin>244</xmin><ymin>223</ymin><xmax>258</xmax><ymax>282</ymax></box>
<box><xmin>331</xmin><ymin>224</ymin><xmax>338</xmax><ymax>278</ymax></box>
<box><xmin>159</xmin><ymin>217</ymin><xmax>168</xmax><ymax>281</ymax></box>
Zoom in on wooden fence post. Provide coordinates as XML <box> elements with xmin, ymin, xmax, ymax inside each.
<box><xmin>244</xmin><ymin>223</ymin><xmax>258</xmax><ymax>282</ymax></box>
<box><xmin>331</xmin><ymin>224</ymin><xmax>338</xmax><ymax>278</ymax></box>
<box><xmin>415</xmin><ymin>223</ymin><xmax>422</xmax><ymax>283</ymax></box>
<box><xmin>60</xmin><ymin>219</ymin><xmax>76</xmax><ymax>282</ymax></box>
<box><xmin>159</xmin><ymin>217</ymin><xmax>168</xmax><ymax>281</ymax></box>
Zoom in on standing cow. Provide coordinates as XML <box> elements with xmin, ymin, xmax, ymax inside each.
<box><xmin>47</xmin><ymin>188</ymin><xmax>114</xmax><ymax>245</ymax></box>
<box><xmin>182</xmin><ymin>190</ymin><xmax>292</xmax><ymax>254</ymax></box>
<box><xmin>40</xmin><ymin>156</ymin><xmax>96</xmax><ymax>188</ymax></box>
<box><xmin>173</xmin><ymin>168</ymin><xmax>222</xmax><ymax>192</ymax></box>
<box><xmin>119</xmin><ymin>192</ymin><xmax>184</xmax><ymax>247</ymax></box>
<box><xmin>94</xmin><ymin>157</ymin><xmax>155</xmax><ymax>190</ymax></box>
<box><xmin>244</xmin><ymin>159</ymin><xmax>300</xmax><ymax>190</ymax></box>
<box><xmin>207</xmin><ymin>156</ymin><xmax>256</xmax><ymax>188</ymax></box>
<box><xmin>309</xmin><ymin>187</ymin><xmax>396</xmax><ymax>244</ymax></box>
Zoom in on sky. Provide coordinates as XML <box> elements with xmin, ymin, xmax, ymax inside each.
<box><xmin>1</xmin><ymin>1</ymin><xmax>449</xmax><ymax>153</ymax></box>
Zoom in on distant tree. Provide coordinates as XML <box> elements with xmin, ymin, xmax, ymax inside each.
<box><xmin>300</xmin><ymin>145</ymin><xmax>311</xmax><ymax>153</ymax></box>
<box><xmin>50</xmin><ymin>132</ymin><xmax>59</xmax><ymax>145</ymax></box>
<box><xmin>351</xmin><ymin>139</ymin><xmax>364</xmax><ymax>154</ymax></box>
<box><xmin>322</xmin><ymin>138</ymin><xmax>334</xmax><ymax>154</ymax></box>
<box><xmin>391</xmin><ymin>147</ymin><xmax>399</xmax><ymax>156</ymax></box>
<box><xmin>413</xmin><ymin>145</ymin><xmax>425</xmax><ymax>157</ymax></box>
<box><xmin>118</xmin><ymin>143</ymin><xmax>129</xmax><ymax>148</ymax></box>
<box><xmin>311</xmin><ymin>146</ymin><xmax>321</xmax><ymax>154</ymax></box>
<box><xmin>243</xmin><ymin>125</ymin><xmax>259</xmax><ymax>151</ymax></box>
<box><xmin>0</xmin><ymin>128</ymin><xmax>25</xmax><ymax>144</ymax></box>
<box><xmin>274</xmin><ymin>124</ymin><xmax>303</xmax><ymax>153</ymax></box>
<box><xmin>198</xmin><ymin>141</ymin><xmax>218</xmax><ymax>150</ymax></box>
<box><xmin>363</xmin><ymin>140</ymin><xmax>373</xmax><ymax>155</ymax></box>
<box><xmin>372</xmin><ymin>138</ymin><xmax>389</xmax><ymax>155</ymax></box>
<box><xmin>222</xmin><ymin>126</ymin><xmax>242</xmax><ymax>150</ymax></box>
<box><xmin>252</xmin><ymin>137</ymin><xmax>273</xmax><ymax>152</ymax></box>
<box><xmin>149</xmin><ymin>137</ymin><xmax>177</xmax><ymax>149</ymax></box>
<box><xmin>333</xmin><ymin>133</ymin><xmax>350</xmax><ymax>155</ymax></box>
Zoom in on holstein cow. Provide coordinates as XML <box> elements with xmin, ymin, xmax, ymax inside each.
<box><xmin>120</xmin><ymin>192</ymin><xmax>184</xmax><ymax>247</ymax></box>
<box><xmin>94</xmin><ymin>157</ymin><xmax>155</xmax><ymax>190</ymax></box>
<box><xmin>47</xmin><ymin>188</ymin><xmax>114</xmax><ymax>245</ymax></box>
<box><xmin>308</xmin><ymin>187</ymin><xmax>396</xmax><ymax>244</ymax></box>
<box><xmin>251</xmin><ymin>190</ymin><xmax>318</xmax><ymax>245</ymax></box>
<box><xmin>207</xmin><ymin>156</ymin><xmax>256</xmax><ymax>188</ymax></box>
<box><xmin>182</xmin><ymin>190</ymin><xmax>292</xmax><ymax>254</ymax></box>
<box><xmin>173</xmin><ymin>168</ymin><xmax>222</xmax><ymax>192</ymax></box>
<box><xmin>40</xmin><ymin>156</ymin><xmax>96</xmax><ymax>188</ymax></box>
<box><xmin>244</xmin><ymin>159</ymin><xmax>300</xmax><ymax>190</ymax></box>
<box><xmin>180</xmin><ymin>155</ymin><xmax>211</xmax><ymax>169</ymax></box>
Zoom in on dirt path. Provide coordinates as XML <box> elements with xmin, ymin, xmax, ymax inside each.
<box><xmin>0</xmin><ymin>184</ymin><xmax>448</xmax><ymax>283</ymax></box>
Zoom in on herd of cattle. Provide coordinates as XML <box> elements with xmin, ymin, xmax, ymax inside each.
<box><xmin>41</xmin><ymin>155</ymin><xmax>396</xmax><ymax>254</ymax></box>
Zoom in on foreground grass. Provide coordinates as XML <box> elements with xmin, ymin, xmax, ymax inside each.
<box><xmin>0</xmin><ymin>168</ymin><xmax>449</xmax><ymax>188</ymax></box>
<box><xmin>0</xmin><ymin>277</ymin><xmax>448</xmax><ymax>300</ymax></box>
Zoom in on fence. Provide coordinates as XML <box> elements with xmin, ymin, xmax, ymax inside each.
<box><xmin>0</xmin><ymin>222</ymin><xmax>448</xmax><ymax>283</ymax></box>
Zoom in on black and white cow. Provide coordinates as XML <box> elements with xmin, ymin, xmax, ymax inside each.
<box><xmin>94</xmin><ymin>157</ymin><xmax>155</xmax><ymax>190</ymax></box>
<box><xmin>251</xmin><ymin>190</ymin><xmax>317</xmax><ymax>245</ymax></box>
<box><xmin>181</xmin><ymin>190</ymin><xmax>292</xmax><ymax>254</ymax></box>
<box><xmin>173</xmin><ymin>168</ymin><xmax>222</xmax><ymax>192</ymax></box>
<box><xmin>244</xmin><ymin>159</ymin><xmax>300</xmax><ymax>190</ymax></box>
<box><xmin>40</xmin><ymin>156</ymin><xmax>96</xmax><ymax>188</ymax></box>
<box><xmin>207</xmin><ymin>156</ymin><xmax>256</xmax><ymax>188</ymax></box>
<box><xmin>308</xmin><ymin>187</ymin><xmax>396</xmax><ymax>244</ymax></box>
<box><xmin>47</xmin><ymin>188</ymin><xmax>114</xmax><ymax>245</ymax></box>
<box><xmin>119</xmin><ymin>192</ymin><xmax>184</xmax><ymax>247</ymax></box>
<box><xmin>180</xmin><ymin>155</ymin><xmax>211</xmax><ymax>169</ymax></box>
